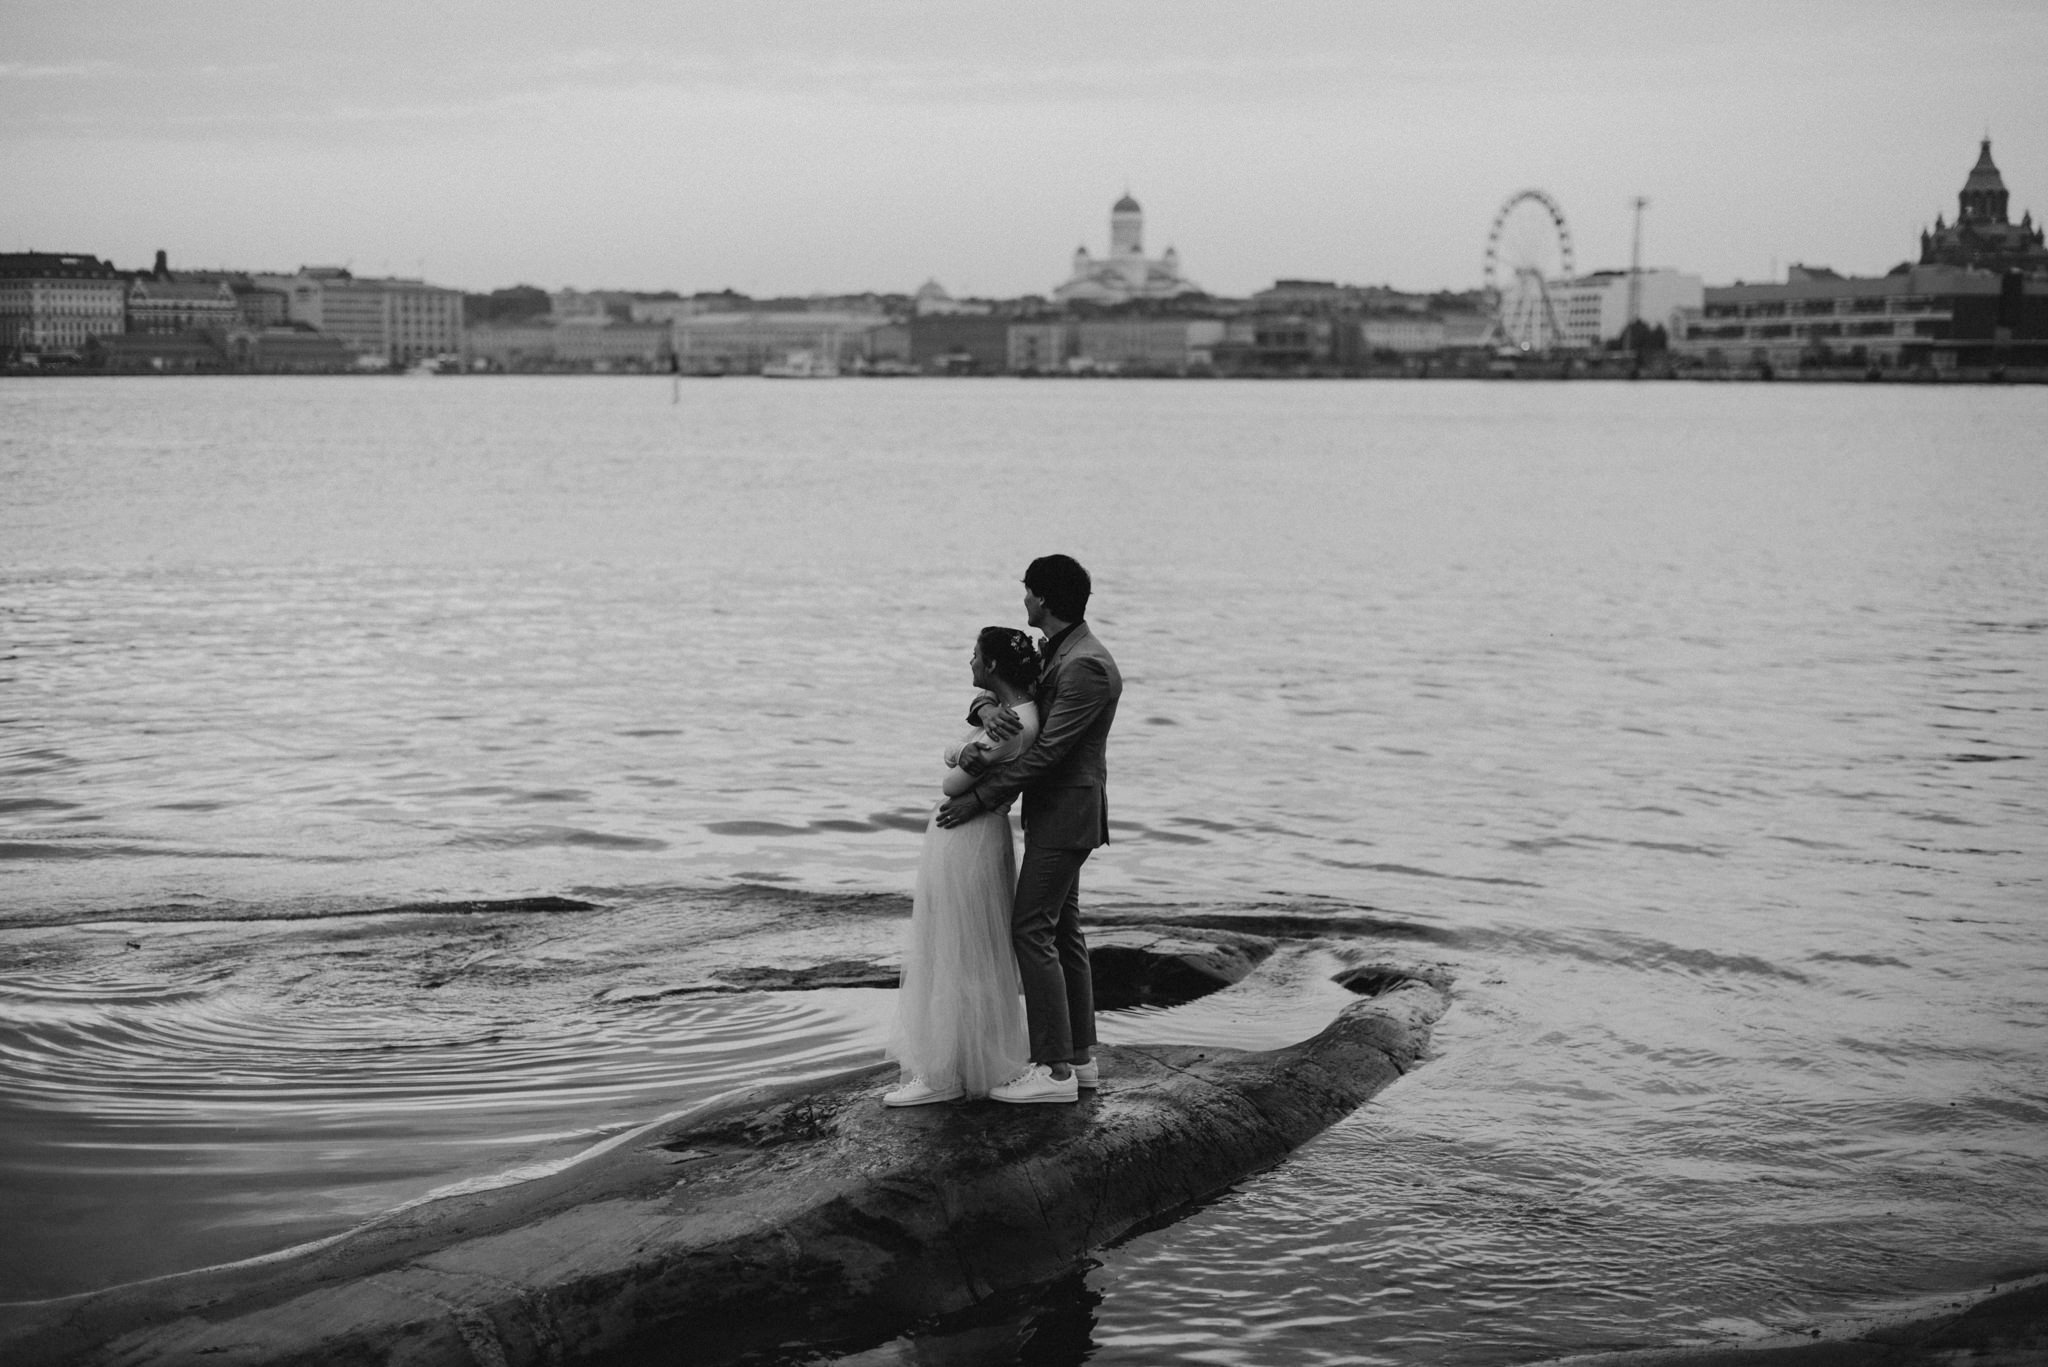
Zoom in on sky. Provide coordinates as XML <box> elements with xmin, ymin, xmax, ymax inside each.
<box><xmin>5</xmin><ymin>1</ymin><xmax>2047</xmax><ymax>298</ymax></box>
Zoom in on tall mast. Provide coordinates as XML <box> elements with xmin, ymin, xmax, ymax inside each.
<box><xmin>1626</xmin><ymin>196</ymin><xmax>1649</xmax><ymax>349</ymax></box>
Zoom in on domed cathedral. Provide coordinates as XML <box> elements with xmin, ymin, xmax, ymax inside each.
<box><xmin>1919</xmin><ymin>139</ymin><xmax>2048</xmax><ymax>274</ymax></box>
<box><xmin>1053</xmin><ymin>193</ymin><xmax>1202</xmax><ymax>304</ymax></box>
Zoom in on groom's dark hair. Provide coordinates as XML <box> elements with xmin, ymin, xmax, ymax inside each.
<box><xmin>1024</xmin><ymin>555</ymin><xmax>1091</xmax><ymax>623</ymax></box>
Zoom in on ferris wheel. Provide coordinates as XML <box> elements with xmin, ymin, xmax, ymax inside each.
<box><xmin>1484</xmin><ymin>190</ymin><xmax>1576</xmax><ymax>353</ymax></box>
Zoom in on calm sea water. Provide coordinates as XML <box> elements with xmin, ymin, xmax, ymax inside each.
<box><xmin>3</xmin><ymin>375</ymin><xmax>2045</xmax><ymax>1363</ymax></box>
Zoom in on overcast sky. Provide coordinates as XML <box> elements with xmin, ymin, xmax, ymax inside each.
<box><xmin>5</xmin><ymin>1</ymin><xmax>2046</xmax><ymax>298</ymax></box>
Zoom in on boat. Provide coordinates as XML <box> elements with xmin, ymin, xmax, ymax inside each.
<box><xmin>761</xmin><ymin>349</ymin><xmax>840</xmax><ymax>379</ymax></box>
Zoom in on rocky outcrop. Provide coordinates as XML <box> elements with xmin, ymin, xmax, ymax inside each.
<box><xmin>2</xmin><ymin>976</ymin><xmax>1446</xmax><ymax>1367</ymax></box>
<box><xmin>1085</xmin><ymin>925</ymin><xmax>1274</xmax><ymax>1008</ymax></box>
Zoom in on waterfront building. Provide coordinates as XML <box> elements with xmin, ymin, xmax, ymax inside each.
<box><xmin>550</xmin><ymin>319</ymin><xmax>672</xmax><ymax>370</ymax></box>
<box><xmin>464</xmin><ymin>314</ymin><xmax>676</xmax><ymax>372</ymax></box>
<box><xmin>904</xmin><ymin>314</ymin><xmax>1011</xmax><ymax>374</ymax></box>
<box><xmin>1669</xmin><ymin>263</ymin><xmax>2048</xmax><ymax>373</ymax></box>
<box><xmin>232</xmin><ymin>285</ymin><xmax>290</xmax><ymax>327</ymax></box>
<box><xmin>1246</xmin><ymin>314</ymin><xmax>1336</xmax><ymax>369</ymax></box>
<box><xmin>1053</xmin><ymin>194</ymin><xmax>1202</xmax><ymax>304</ymax></box>
<box><xmin>251</xmin><ymin>268</ymin><xmax>464</xmax><ymax>365</ymax></box>
<box><xmin>368</xmin><ymin>276</ymin><xmax>465</xmax><ymax>365</ymax></box>
<box><xmin>866</xmin><ymin>324</ymin><xmax>912</xmax><ymax>365</ymax></box>
<box><xmin>1007</xmin><ymin>321</ymin><xmax>1072</xmax><ymax>373</ymax></box>
<box><xmin>1544</xmin><ymin>269</ymin><xmax>1704</xmax><ymax>348</ymax></box>
<box><xmin>318</xmin><ymin>277</ymin><xmax>398</xmax><ymax>359</ymax></box>
<box><xmin>251</xmin><ymin>272</ymin><xmax>327</xmax><ymax>329</ymax></box>
<box><xmin>0</xmin><ymin>252</ymin><xmax>128</xmax><ymax>357</ymax></box>
<box><xmin>96</xmin><ymin>323</ymin><xmax>353</xmax><ymax>374</ymax></box>
<box><xmin>672</xmin><ymin>311</ymin><xmax>893</xmax><ymax>373</ymax></box>
<box><xmin>461</xmin><ymin>321</ymin><xmax>559</xmax><ymax>371</ymax></box>
<box><xmin>1919</xmin><ymin>139</ymin><xmax>2048</xmax><ymax>275</ymax></box>
<box><xmin>1358</xmin><ymin>316</ymin><xmax>1449</xmax><ymax>354</ymax></box>
<box><xmin>227</xmin><ymin>327</ymin><xmax>352</xmax><ymax>373</ymax></box>
<box><xmin>84</xmin><ymin>331</ymin><xmax>227</xmax><ymax>372</ymax></box>
<box><xmin>1071</xmin><ymin>318</ymin><xmax>1225</xmax><ymax>373</ymax></box>
<box><xmin>126</xmin><ymin>278</ymin><xmax>241</xmax><ymax>335</ymax></box>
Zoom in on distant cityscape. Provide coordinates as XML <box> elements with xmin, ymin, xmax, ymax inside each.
<box><xmin>5</xmin><ymin>140</ymin><xmax>2045</xmax><ymax>381</ymax></box>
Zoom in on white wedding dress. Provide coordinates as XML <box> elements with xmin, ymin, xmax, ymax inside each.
<box><xmin>886</xmin><ymin>699</ymin><xmax>1039</xmax><ymax>1097</ymax></box>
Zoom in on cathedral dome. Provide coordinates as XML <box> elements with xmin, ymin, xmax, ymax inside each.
<box><xmin>1113</xmin><ymin>193</ymin><xmax>1142</xmax><ymax>214</ymax></box>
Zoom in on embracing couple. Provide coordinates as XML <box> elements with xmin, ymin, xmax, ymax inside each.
<box><xmin>884</xmin><ymin>554</ymin><xmax>1122</xmax><ymax>1108</ymax></box>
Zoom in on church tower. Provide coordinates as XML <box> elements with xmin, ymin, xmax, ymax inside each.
<box><xmin>1919</xmin><ymin>138</ymin><xmax>2047</xmax><ymax>274</ymax></box>
<box><xmin>1110</xmin><ymin>194</ymin><xmax>1143</xmax><ymax>258</ymax></box>
<box><xmin>1958</xmin><ymin>138</ymin><xmax>2010</xmax><ymax>224</ymax></box>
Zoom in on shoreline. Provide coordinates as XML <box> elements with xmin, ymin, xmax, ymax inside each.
<box><xmin>5</xmin><ymin>368</ymin><xmax>2045</xmax><ymax>384</ymax></box>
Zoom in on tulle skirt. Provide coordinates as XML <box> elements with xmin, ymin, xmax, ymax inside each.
<box><xmin>886</xmin><ymin>805</ymin><xmax>1029</xmax><ymax>1097</ymax></box>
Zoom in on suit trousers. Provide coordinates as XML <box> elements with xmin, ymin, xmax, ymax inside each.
<box><xmin>1012</xmin><ymin>841</ymin><xmax>1096</xmax><ymax>1066</ymax></box>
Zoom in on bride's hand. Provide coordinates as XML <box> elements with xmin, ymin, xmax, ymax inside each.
<box><xmin>935</xmin><ymin>792</ymin><xmax>983</xmax><ymax>828</ymax></box>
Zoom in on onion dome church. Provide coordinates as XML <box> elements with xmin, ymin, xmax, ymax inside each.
<box><xmin>1919</xmin><ymin>139</ymin><xmax>2048</xmax><ymax>275</ymax></box>
<box><xmin>1053</xmin><ymin>193</ymin><xmax>1202</xmax><ymax>304</ymax></box>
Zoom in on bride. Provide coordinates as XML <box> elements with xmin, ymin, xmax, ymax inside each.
<box><xmin>883</xmin><ymin>627</ymin><xmax>1042</xmax><ymax>1106</ymax></box>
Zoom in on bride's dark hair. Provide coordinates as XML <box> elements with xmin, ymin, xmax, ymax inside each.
<box><xmin>977</xmin><ymin>626</ymin><xmax>1041</xmax><ymax>690</ymax></box>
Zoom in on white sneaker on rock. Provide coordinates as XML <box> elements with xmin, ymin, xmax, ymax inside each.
<box><xmin>989</xmin><ymin>1063</ymin><xmax>1078</xmax><ymax>1105</ymax></box>
<box><xmin>883</xmin><ymin>1077</ymin><xmax>963</xmax><ymax>1107</ymax></box>
<box><xmin>1072</xmin><ymin>1059</ymin><xmax>1100</xmax><ymax>1090</ymax></box>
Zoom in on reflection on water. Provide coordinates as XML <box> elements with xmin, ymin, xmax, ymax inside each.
<box><xmin>3</xmin><ymin>378</ymin><xmax>2047</xmax><ymax>1362</ymax></box>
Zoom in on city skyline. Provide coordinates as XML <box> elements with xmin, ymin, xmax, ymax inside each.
<box><xmin>5</xmin><ymin>1</ymin><xmax>2047</xmax><ymax>298</ymax></box>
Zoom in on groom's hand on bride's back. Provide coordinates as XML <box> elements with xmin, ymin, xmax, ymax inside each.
<box><xmin>935</xmin><ymin>791</ymin><xmax>984</xmax><ymax>828</ymax></box>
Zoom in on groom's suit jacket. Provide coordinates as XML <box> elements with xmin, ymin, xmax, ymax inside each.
<box><xmin>974</xmin><ymin>621</ymin><xmax>1122</xmax><ymax>851</ymax></box>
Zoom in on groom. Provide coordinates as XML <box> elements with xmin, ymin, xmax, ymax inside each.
<box><xmin>938</xmin><ymin>554</ymin><xmax>1121</xmax><ymax>1105</ymax></box>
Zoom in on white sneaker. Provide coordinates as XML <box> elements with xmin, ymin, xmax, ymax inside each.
<box><xmin>883</xmin><ymin>1077</ymin><xmax>963</xmax><ymax>1107</ymax></box>
<box><xmin>1072</xmin><ymin>1059</ymin><xmax>1100</xmax><ymax>1090</ymax></box>
<box><xmin>989</xmin><ymin>1063</ymin><xmax>1079</xmax><ymax>1105</ymax></box>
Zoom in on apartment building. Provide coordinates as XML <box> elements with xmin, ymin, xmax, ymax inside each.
<box><xmin>0</xmin><ymin>252</ymin><xmax>128</xmax><ymax>356</ymax></box>
<box><xmin>127</xmin><ymin>278</ymin><xmax>241</xmax><ymax>334</ymax></box>
<box><xmin>251</xmin><ymin>268</ymin><xmax>464</xmax><ymax>365</ymax></box>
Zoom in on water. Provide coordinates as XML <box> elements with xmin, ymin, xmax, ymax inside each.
<box><xmin>3</xmin><ymin>376</ymin><xmax>2045</xmax><ymax>1362</ymax></box>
